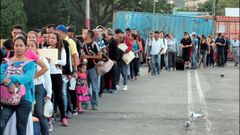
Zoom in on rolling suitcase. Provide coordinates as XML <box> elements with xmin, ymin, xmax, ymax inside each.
<box><xmin>176</xmin><ymin>57</ymin><xmax>184</xmax><ymax>70</ymax></box>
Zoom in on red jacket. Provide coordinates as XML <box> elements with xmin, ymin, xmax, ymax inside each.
<box><xmin>121</xmin><ymin>35</ymin><xmax>132</xmax><ymax>52</ymax></box>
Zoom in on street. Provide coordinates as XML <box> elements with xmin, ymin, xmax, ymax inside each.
<box><xmin>52</xmin><ymin>64</ymin><xmax>239</xmax><ymax>135</ymax></box>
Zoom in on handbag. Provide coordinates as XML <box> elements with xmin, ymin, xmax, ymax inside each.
<box><xmin>122</xmin><ymin>51</ymin><xmax>135</xmax><ymax>64</ymax></box>
<box><xmin>0</xmin><ymin>59</ymin><xmax>28</xmax><ymax>106</ymax></box>
<box><xmin>84</xmin><ymin>43</ymin><xmax>114</xmax><ymax>75</ymax></box>
<box><xmin>0</xmin><ymin>85</ymin><xmax>26</xmax><ymax>106</ymax></box>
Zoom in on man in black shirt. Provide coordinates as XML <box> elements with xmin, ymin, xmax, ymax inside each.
<box><xmin>103</xmin><ymin>28</ymin><xmax>120</xmax><ymax>94</ymax></box>
<box><xmin>81</xmin><ymin>30</ymin><xmax>102</xmax><ymax>110</ymax></box>
<box><xmin>215</xmin><ymin>33</ymin><xmax>225</xmax><ymax>67</ymax></box>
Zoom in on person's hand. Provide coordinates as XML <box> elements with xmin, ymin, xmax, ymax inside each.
<box><xmin>67</xmin><ymin>75</ymin><xmax>72</xmax><ymax>80</ymax></box>
<box><xmin>3</xmin><ymin>78</ymin><xmax>11</xmax><ymax>86</ymax></box>
<box><xmin>73</xmin><ymin>72</ymin><xmax>78</xmax><ymax>79</ymax></box>
<box><xmin>46</xmin><ymin>57</ymin><xmax>51</xmax><ymax>63</ymax></box>
<box><xmin>81</xmin><ymin>55</ymin><xmax>89</xmax><ymax>59</ymax></box>
<box><xmin>44</xmin><ymin>96</ymin><xmax>51</xmax><ymax>100</ymax></box>
<box><xmin>8</xmin><ymin>84</ymin><xmax>17</xmax><ymax>94</ymax></box>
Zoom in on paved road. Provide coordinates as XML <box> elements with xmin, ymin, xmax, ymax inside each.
<box><xmin>52</xmin><ymin>64</ymin><xmax>239</xmax><ymax>135</ymax></box>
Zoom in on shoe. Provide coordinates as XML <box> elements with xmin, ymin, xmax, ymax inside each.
<box><xmin>48</xmin><ymin>120</ymin><xmax>53</xmax><ymax>132</ymax></box>
<box><xmin>110</xmin><ymin>89</ymin><xmax>118</xmax><ymax>94</ymax></box>
<box><xmin>116</xmin><ymin>85</ymin><xmax>119</xmax><ymax>90</ymax></box>
<box><xmin>61</xmin><ymin>118</ymin><xmax>69</xmax><ymax>126</ymax></box>
<box><xmin>122</xmin><ymin>85</ymin><xmax>128</xmax><ymax>91</ymax></box>
<box><xmin>78</xmin><ymin>108</ymin><xmax>84</xmax><ymax>113</ymax></box>
<box><xmin>72</xmin><ymin>110</ymin><xmax>78</xmax><ymax>116</ymax></box>
<box><xmin>92</xmin><ymin>105</ymin><xmax>98</xmax><ymax>110</ymax></box>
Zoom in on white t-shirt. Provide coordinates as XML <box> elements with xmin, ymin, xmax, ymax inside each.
<box><xmin>34</xmin><ymin>57</ymin><xmax>52</xmax><ymax>98</ymax></box>
<box><xmin>49</xmin><ymin>48</ymin><xmax>66</xmax><ymax>74</ymax></box>
<box><xmin>150</xmin><ymin>38</ymin><xmax>165</xmax><ymax>55</ymax></box>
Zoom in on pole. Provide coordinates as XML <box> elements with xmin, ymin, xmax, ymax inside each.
<box><xmin>86</xmin><ymin>0</ymin><xmax>90</xmax><ymax>29</ymax></box>
<box><xmin>153</xmin><ymin>0</ymin><xmax>156</xmax><ymax>13</ymax></box>
<box><xmin>212</xmin><ymin>0</ymin><xmax>216</xmax><ymax>16</ymax></box>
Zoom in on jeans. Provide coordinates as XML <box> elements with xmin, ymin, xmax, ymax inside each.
<box><xmin>168</xmin><ymin>52</ymin><xmax>176</xmax><ymax>69</ymax></box>
<box><xmin>130</xmin><ymin>58</ymin><xmax>140</xmax><ymax>78</ymax></box>
<box><xmin>199</xmin><ymin>50</ymin><xmax>207</xmax><ymax>67</ymax></box>
<box><xmin>0</xmin><ymin>99</ymin><xmax>32</xmax><ymax>135</ymax></box>
<box><xmin>34</xmin><ymin>84</ymin><xmax>49</xmax><ymax>135</ymax></box>
<box><xmin>62</xmin><ymin>75</ymin><xmax>68</xmax><ymax>114</ymax></box>
<box><xmin>116</xmin><ymin>60</ymin><xmax>128</xmax><ymax>86</ymax></box>
<box><xmin>192</xmin><ymin>49</ymin><xmax>198</xmax><ymax>69</ymax></box>
<box><xmin>233</xmin><ymin>47</ymin><xmax>239</xmax><ymax>65</ymax></box>
<box><xmin>216</xmin><ymin>46</ymin><xmax>225</xmax><ymax>67</ymax></box>
<box><xmin>151</xmin><ymin>54</ymin><xmax>160</xmax><ymax>75</ymax></box>
<box><xmin>87</xmin><ymin>67</ymin><xmax>99</xmax><ymax>107</ymax></box>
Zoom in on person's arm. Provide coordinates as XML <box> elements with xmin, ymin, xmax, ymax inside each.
<box><xmin>0</xmin><ymin>63</ymin><xmax>8</xmax><ymax>84</ymax></box>
<box><xmin>57</xmin><ymin>48</ymin><xmax>67</xmax><ymax>66</ymax></box>
<box><xmin>84</xmin><ymin>52</ymin><xmax>102</xmax><ymax>60</ymax></box>
<box><xmin>42</xmin><ymin>58</ymin><xmax>52</xmax><ymax>99</ymax></box>
<box><xmin>34</xmin><ymin>59</ymin><xmax>48</xmax><ymax>79</ymax></box>
<box><xmin>125</xmin><ymin>36</ymin><xmax>133</xmax><ymax>53</ymax></box>
<box><xmin>8</xmin><ymin>61</ymin><xmax>36</xmax><ymax>85</ymax></box>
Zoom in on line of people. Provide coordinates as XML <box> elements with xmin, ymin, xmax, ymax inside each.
<box><xmin>0</xmin><ymin>25</ymin><xmax>147</xmax><ymax>135</ymax></box>
<box><xmin>144</xmin><ymin>31</ymin><xmax>239</xmax><ymax>75</ymax></box>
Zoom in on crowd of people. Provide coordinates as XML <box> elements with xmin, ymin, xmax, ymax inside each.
<box><xmin>0</xmin><ymin>24</ymin><xmax>239</xmax><ymax>135</ymax></box>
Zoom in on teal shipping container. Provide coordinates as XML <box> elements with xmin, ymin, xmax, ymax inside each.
<box><xmin>113</xmin><ymin>11</ymin><xmax>214</xmax><ymax>42</ymax></box>
<box><xmin>172</xmin><ymin>11</ymin><xmax>209</xmax><ymax>17</ymax></box>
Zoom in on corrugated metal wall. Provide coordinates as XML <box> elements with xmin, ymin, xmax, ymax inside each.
<box><xmin>113</xmin><ymin>11</ymin><xmax>214</xmax><ymax>42</ymax></box>
<box><xmin>172</xmin><ymin>11</ymin><xmax>209</xmax><ymax>17</ymax></box>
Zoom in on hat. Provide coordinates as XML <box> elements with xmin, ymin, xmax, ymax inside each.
<box><xmin>191</xmin><ymin>32</ymin><xmax>197</xmax><ymax>36</ymax></box>
<box><xmin>56</xmin><ymin>25</ymin><xmax>67</xmax><ymax>33</ymax></box>
<box><xmin>115</xmin><ymin>28</ymin><xmax>123</xmax><ymax>34</ymax></box>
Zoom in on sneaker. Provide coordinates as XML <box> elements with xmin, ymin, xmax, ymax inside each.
<box><xmin>92</xmin><ymin>105</ymin><xmax>98</xmax><ymax>110</ymax></box>
<box><xmin>122</xmin><ymin>85</ymin><xmax>128</xmax><ymax>91</ymax></box>
<box><xmin>72</xmin><ymin>110</ymin><xmax>78</xmax><ymax>116</ymax></box>
<box><xmin>110</xmin><ymin>89</ymin><xmax>118</xmax><ymax>94</ymax></box>
<box><xmin>78</xmin><ymin>108</ymin><xmax>84</xmax><ymax>113</ymax></box>
<box><xmin>61</xmin><ymin>118</ymin><xmax>69</xmax><ymax>126</ymax></box>
<box><xmin>48</xmin><ymin>121</ymin><xmax>53</xmax><ymax>132</ymax></box>
<box><xmin>116</xmin><ymin>85</ymin><xmax>119</xmax><ymax>90</ymax></box>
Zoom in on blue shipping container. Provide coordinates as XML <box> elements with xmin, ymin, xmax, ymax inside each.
<box><xmin>172</xmin><ymin>11</ymin><xmax>209</xmax><ymax>17</ymax></box>
<box><xmin>113</xmin><ymin>11</ymin><xmax>214</xmax><ymax>42</ymax></box>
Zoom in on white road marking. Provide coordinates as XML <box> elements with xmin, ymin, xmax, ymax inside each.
<box><xmin>194</xmin><ymin>70</ymin><xmax>213</xmax><ymax>135</ymax></box>
<box><xmin>187</xmin><ymin>71</ymin><xmax>196</xmax><ymax>134</ymax></box>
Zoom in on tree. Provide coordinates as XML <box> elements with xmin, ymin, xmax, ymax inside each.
<box><xmin>67</xmin><ymin>0</ymin><xmax>174</xmax><ymax>29</ymax></box>
<box><xmin>0</xmin><ymin>0</ymin><xmax>27</xmax><ymax>38</ymax></box>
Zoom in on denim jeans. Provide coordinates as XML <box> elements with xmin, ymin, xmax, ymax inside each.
<box><xmin>199</xmin><ymin>50</ymin><xmax>207</xmax><ymax>67</ymax></box>
<box><xmin>62</xmin><ymin>77</ymin><xmax>68</xmax><ymax>114</ymax></box>
<box><xmin>0</xmin><ymin>99</ymin><xmax>32</xmax><ymax>135</ymax></box>
<box><xmin>232</xmin><ymin>47</ymin><xmax>239</xmax><ymax>65</ymax></box>
<box><xmin>192</xmin><ymin>49</ymin><xmax>198</xmax><ymax>69</ymax></box>
<box><xmin>87</xmin><ymin>67</ymin><xmax>99</xmax><ymax>107</ymax></box>
<box><xmin>34</xmin><ymin>84</ymin><xmax>49</xmax><ymax>135</ymax></box>
<box><xmin>130</xmin><ymin>58</ymin><xmax>140</xmax><ymax>78</ymax></box>
<box><xmin>116</xmin><ymin>60</ymin><xmax>128</xmax><ymax>86</ymax></box>
<box><xmin>168</xmin><ymin>52</ymin><xmax>176</xmax><ymax>69</ymax></box>
<box><xmin>151</xmin><ymin>54</ymin><xmax>160</xmax><ymax>75</ymax></box>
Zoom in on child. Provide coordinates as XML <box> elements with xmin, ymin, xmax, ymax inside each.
<box><xmin>76</xmin><ymin>63</ymin><xmax>90</xmax><ymax>113</ymax></box>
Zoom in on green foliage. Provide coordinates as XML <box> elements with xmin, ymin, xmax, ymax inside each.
<box><xmin>0</xmin><ymin>0</ymin><xmax>174</xmax><ymax>37</ymax></box>
<box><xmin>1</xmin><ymin>0</ymin><xmax>27</xmax><ymax>38</ymax></box>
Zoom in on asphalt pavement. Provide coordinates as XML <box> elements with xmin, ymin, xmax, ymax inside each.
<box><xmin>52</xmin><ymin>63</ymin><xmax>239</xmax><ymax>135</ymax></box>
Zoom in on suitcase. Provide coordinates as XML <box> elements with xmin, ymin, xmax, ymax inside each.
<box><xmin>176</xmin><ymin>57</ymin><xmax>184</xmax><ymax>70</ymax></box>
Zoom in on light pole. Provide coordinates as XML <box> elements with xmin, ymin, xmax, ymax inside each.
<box><xmin>86</xmin><ymin>0</ymin><xmax>90</xmax><ymax>29</ymax></box>
<box><xmin>212</xmin><ymin>0</ymin><xmax>216</xmax><ymax>16</ymax></box>
<box><xmin>153</xmin><ymin>0</ymin><xmax>159</xmax><ymax>13</ymax></box>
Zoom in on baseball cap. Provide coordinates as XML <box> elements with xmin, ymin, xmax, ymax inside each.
<box><xmin>56</xmin><ymin>25</ymin><xmax>67</xmax><ymax>33</ymax></box>
<box><xmin>191</xmin><ymin>32</ymin><xmax>197</xmax><ymax>36</ymax></box>
<box><xmin>115</xmin><ymin>28</ymin><xmax>123</xmax><ymax>34</ymax></box>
